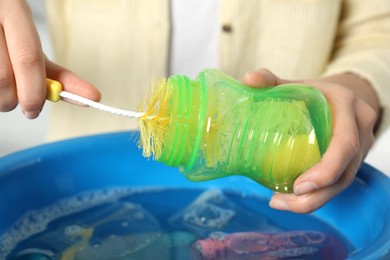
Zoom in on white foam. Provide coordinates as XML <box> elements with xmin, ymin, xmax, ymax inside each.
<box><xmin>268</xmin><ymin>246</ymin><xmax>318</xmax><ymax>258</ymax></box>
<box><xmin>64</xmin><ymin>225</ymin><xmax>83</xmax><ymax>238</ymax></box>
<box><xmin>171</xmin><ymin>189</ymin><xmax>236</xmax><ymax>229</ymax></box>
<box><xmin>0</xmin><ymin>187</ymin><xmax>136</xmax><ymax>259</ymax></box>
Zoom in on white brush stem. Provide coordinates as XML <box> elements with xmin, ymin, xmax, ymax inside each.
<box><xmin>59</xmin><ymin>91</ymin><xmax>145</xmax><ymax>119</ymax></box>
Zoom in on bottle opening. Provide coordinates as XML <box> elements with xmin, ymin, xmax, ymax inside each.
<box><xmin>138</xmin><ymin>74</ymin><xmax>206</xmax><ymax>170</ymax></box>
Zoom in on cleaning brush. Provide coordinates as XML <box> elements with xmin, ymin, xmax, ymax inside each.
<box><xmin>46</xmin><ymin>79</ymin><xmax>145</xmax><ymax>119</ymax></box>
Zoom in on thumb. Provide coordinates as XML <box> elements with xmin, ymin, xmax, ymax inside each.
<box><xmin>243</xmin><ymin>68</ymin><xmax>288</xmax><ymax>88</ymax></box>
<box><xmin>45</xmin><ymin>57</ymin><xmax>101</xmax><ymax>103</ymax></box>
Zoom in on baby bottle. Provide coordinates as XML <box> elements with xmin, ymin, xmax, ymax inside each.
<box><xmin>139</xmin><ymin>69</ymin><xmax>332</xmax><ymax>193</ymax></box>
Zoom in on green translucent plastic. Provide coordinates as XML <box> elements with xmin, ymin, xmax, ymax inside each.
<box><xmin>157</xmin><ymin>69</ymin><xmax>332</xmax><ymax>193</ymax></box>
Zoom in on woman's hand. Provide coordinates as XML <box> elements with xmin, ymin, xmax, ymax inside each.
<box><xmin>0</xmin><ymin>0</ymin><xmax>100</xmax><ymax>119</ymax></box>
<box><xmin>243</xmin><ymin>68</ymin><xmax>380</xmax><ymax>213</ymax></box>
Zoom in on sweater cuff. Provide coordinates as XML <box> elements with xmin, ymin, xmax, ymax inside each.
<box><xmin>322</xmin><ymin>49</ymin><xmax>390</xmax><ymax>136</ymax></box>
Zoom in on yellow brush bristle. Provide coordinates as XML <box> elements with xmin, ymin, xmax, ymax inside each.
<box><xmin>138</xmin><ymin>78</ymin><xmax>172</xmax><ymax>160</ymax></box>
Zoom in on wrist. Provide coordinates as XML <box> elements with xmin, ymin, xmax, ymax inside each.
<box><xmin>322</xmin><ymin>72</ymin><xmax>382</xmax><ymax>132</ymax></box>
<box><xmin>322</xmin><ymin>73</ymin><xmax>380</xmax><ymax>113</ymax></box>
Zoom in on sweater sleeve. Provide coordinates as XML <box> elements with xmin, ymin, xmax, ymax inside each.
<box><xmin>322</xmin><ymin>0</ymin><xmax>390</xmax><ymax>135</ymax></box>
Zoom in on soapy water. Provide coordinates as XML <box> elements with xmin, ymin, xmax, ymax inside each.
<box><xmin>0</xmin><ymin>188</ymin><xmax>350</xmax><ymax>259</ymax></box>
<box><xmin>168</xmin><ymin>190</ymin><xmax>282</xmax><ymax>236</ymax></box>
<box><xmin>178</xmin><ymin>189</ymin><xmax>237</xmax><ymax>229</ymax></box>
<box><xmin>0</xmin><ymin>188</ymin><xmax>136</xmax><ymax>258</ymax></box>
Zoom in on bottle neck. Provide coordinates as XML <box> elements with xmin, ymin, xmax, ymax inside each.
<box><xmin>158</xmin><ymin>74</ymin><xmax>207</xmax><ymax>170</ymax></box>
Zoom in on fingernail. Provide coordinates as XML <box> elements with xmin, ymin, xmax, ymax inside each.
<box><xmin>269</xmin><ymin>198</ymin><xmax>290</xmax><ymax>211</ymax></box>
<box><xmin>294</xmin><ymin>181</ymin><xmax>318</xmax><ymax>196</ymax></box>
<box><xmin>23</xmin><ymin>110</ymin><xmax>40</xmax><ymax>119</ymax></box>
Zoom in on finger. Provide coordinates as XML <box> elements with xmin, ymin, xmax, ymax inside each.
<box><xmin>46</xmin><ymin>58</ymin><xmax>101</xmax><ymax>104</ymax></box>
<box><xmin>293</xmin><ymin>87</ymin><xmax>359</xmax><ymax>195</ymax></box>
<box><xmin>277</xmin><ymin>90</ymin><xmax>376</xmax><ymax>212</ymax></box>
<box><xmin>0</xmin><ymin>26</ymin><xmax>17</xmax><ymax>111</ymax></box>
<box><xmin>269</xmin><ymin>154</ymin><xmax>363</xmax><ymax>214</ymax></box>
<box><xmin>243</xmin><ymin>68</ymin><xmax>288</xmax><ymax>88</ymax></box>
<box><xmin>3</xmin><ymin>1</ymin><xmax>45</xmax><ymax>118</ymax></box>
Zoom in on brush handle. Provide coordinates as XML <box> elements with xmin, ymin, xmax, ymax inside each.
<box><xmin>46</xmin><ymin>78</ymin><xmax>63</xmax><ymax>102</ymax></box>
<box><xmin>45</xmin><ymin>78</ymin><xmax>145</xmax><ymax>118</ymax></box>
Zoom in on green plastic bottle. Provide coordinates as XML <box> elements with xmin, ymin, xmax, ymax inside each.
<box><xmin>139</xmin><ymin>69</ymin><xmax>332</xmax><ymax>193</ymax></box>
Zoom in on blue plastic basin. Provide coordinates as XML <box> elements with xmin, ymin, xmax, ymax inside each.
<box><xmin>0</xmin><ymin>132</ymin><xmax>389</xmax><ymax>259</ymax></box>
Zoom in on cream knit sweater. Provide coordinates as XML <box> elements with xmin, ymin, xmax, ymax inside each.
<box><xmin>45</xmin><ymin>0</ymin><xmax>390</xmax><ymax>140</ymax></box>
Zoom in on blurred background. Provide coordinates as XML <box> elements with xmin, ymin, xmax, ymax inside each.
<box><xmin>1</xmin><ymin>0</ymin><xmax>389</xmax><ymax>176</ymax></box>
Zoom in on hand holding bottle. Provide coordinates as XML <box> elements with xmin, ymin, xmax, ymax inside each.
<box><xmin>244</xmin><ymin>68</ymin><xmax>380</xmax><ymax>213</ymax></box>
